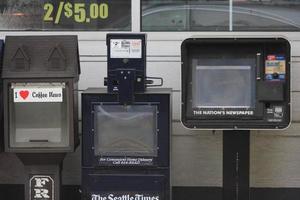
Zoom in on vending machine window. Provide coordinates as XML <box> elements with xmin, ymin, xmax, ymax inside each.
<box><xmin>181</xmin><ymin>38</ymin><xmax>290</xmax><ymax>129</ymax></box>
<box><xmin>9</xmin><ymin>83</ymin><xmax>70</xmax><ymax>148</ymax></box>
<box><xmin>94</xmin><ymin>104</ymin><xmax>158</xmax><ymax>157</ymax></box>
<box><xmin>193</xmin><ymin>65</ymin><xmax>256</xmax><ymax>109</ymax></box>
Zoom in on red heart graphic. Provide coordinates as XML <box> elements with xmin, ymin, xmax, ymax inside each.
<box><xmin>19</xmin><ymin>90</ymin><xmax>29</xmax><ymax>100</ymax></box>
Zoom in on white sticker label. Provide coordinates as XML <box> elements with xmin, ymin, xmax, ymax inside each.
<box><xmin>13</xmin><ymin>87</ymin><xmax>63</xmax><ymax>103</ymax></box>
<box><xmin>110</xmin><ymin>39</ymin><xmax>142</xmax><ymax>58</ymax></box>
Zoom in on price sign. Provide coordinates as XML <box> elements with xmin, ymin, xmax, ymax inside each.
<box><xmin>41</xmin><ymin>0</ymin><xmax>131</xmax><ymax>30</ymax></box>
<box><xmin>44</xmin><ymin>2</ymin><xmax>109</xmax><ymax>24</ymax></box>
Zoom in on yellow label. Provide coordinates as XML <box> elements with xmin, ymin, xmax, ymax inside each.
<box><xmin>43</xmin><ymin>2</ymin><xmax>109</xmax><ymax>24</ymax></box>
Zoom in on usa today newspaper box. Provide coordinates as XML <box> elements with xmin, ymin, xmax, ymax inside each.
<box><xmin>181</xmin><ymin>38</ymin><xmax>291</xmax><ymax>129</ymax></box>
<box><xmin>181</xmin><ymin>38</ymin><xmax>290</xmax><ymax>200</ymax></box>
<box><xmin>2</xmin><ymin>36</ymin><xmax>80</xmax><ymax>200</ymax></box>
<box><xmin>81</xmin><ymin>34</ymin><xmax>171</xmax><ymax>200</ymax></box>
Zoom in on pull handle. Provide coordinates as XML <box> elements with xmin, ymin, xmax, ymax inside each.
<box><xmin>146</xmin><ymin>76</ymin><xmax>163</xmax><ymax>87</ymax></box>
<box><xmin>256</xmin><ymin>52</ymin><xmax>262</xmax><ymax>80</ymax></box>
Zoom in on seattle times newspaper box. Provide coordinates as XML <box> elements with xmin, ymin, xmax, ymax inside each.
<box><xmin>81</xmin><ymin>34</ymin><xmax>171</xmax><ymax>200</ymax></box>
<box><xmin>2</xmin><ymin>36</ymin><xmax>80</xmax><ymax>200</ymax></box>
<box><xmin>181</xmin><ymin>38</ymin><xmax>291</xmax><ymax>200</ymax></box>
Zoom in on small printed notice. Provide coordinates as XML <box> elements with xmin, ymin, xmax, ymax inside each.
<box><xmin>110</xmin><ymin>39</ymin><xmax>142</xmax><ymax>58</ymax></box>
<box><xmin>99</xmin><ymin>157</ymin><xmax>153</xmax><ymax>166</ymax></box>
<box><xmin>13</xmin><ymin>87</ymin><xmax>63</xmax><ymax>103</ymax></box>
<box><xmin>265</xmin><ymin>55</ymin><xmax>286</xmax><ymax>81</ymax></box>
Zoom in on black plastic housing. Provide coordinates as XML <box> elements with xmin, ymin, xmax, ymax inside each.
<box><xmin>181</xmin><ymin>38</ymin><xmax>290</xmax><ymax>129</ymax></box>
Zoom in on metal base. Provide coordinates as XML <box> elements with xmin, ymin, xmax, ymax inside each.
<box><xmin>223</xmin><ymin>130</ymin><xmax>250</xmax><ymax>200</ymax></box>
<box><xmin>16</xmin><ymin>153</ymin><xmax>65</xmax><ymax>200</ymax></box>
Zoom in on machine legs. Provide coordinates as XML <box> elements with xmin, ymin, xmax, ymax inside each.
<box><xmin>223</xmin><ymin>131</ymin><xmax>250</xmax><ymax>200</ymax></box>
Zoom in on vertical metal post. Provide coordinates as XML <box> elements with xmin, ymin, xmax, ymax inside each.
<box><xmin>223</xmin><ymin>130</ymin><xmax>250</xmax><ymax>200</ymax></box>
<box><xmin>132</xmin><ymin>0</ymin><xmax>141</xmax><ymax>32</ymax></box>
<box><xmin>229</xmin><ymin>0</ymin><xmax>233</xmax><ymax>31</ymax></box>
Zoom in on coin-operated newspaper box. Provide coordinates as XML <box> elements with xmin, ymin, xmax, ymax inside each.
<box><xmin>2</xmin><ymin>36</ymin><xmax>80</xmax><ymax>200</ymax></box>
<box><xmin>181</xmin><ymin>38</ymin><xmax>290</xmax><ymax>200</ymax></box>
<box><xmin>82</xmin><ymin>34</ymin><xmax>171</xmax><ymax>200</ymax></box>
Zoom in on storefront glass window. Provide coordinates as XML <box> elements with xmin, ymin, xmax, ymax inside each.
<box><xmin>0</xmin><ymin>0</ymin><xmax>131</xmax><ymax>31</ymax></box>
<box><xmin>142</xmin><ymin>0</ymin><xmax>300</xmax><ymax>31</ymax></box>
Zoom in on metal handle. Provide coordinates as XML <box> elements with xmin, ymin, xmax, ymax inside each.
<box><xmin>146</xmin><ymin>76</ymin><xmax>163</xmax><ymax>87</ymax></box>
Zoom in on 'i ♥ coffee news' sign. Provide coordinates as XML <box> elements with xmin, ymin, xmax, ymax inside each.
<box><xmin>13</xmin><ymin>87</ymin><xmax>63</xmax><ymax>103</ymax></box>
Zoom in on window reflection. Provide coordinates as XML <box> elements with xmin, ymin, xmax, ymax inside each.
<box><xmin>142</xmin><ymin>0</ymin><xmax>300</xmax><ymax>31</ymax></box>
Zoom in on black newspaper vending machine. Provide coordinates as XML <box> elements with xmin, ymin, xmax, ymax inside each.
<box><xmin>2</xmin><ymin>36</ymin><xmax>80</xmax><ymax>200</ymax></box>
<box><xmin>82</xmin><ymin>34</ymin><xmax>171</xmax><ymax>200</ymax></box>
<box><xmin>181</xmin><ymin>38</ymin><xmax>291</xmax><ymax>200</ymax></box>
